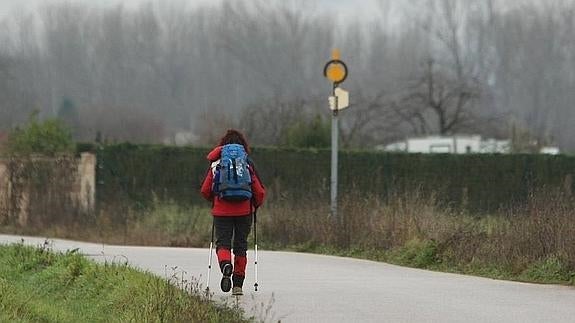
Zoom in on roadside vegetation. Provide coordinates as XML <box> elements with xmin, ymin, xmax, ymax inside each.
<box><xmin>0</xmin><ymin>243</ymin><xmax>247</xmax><ymax>322</ymax></box>
<box><xmin>260</xmin><ymin>190</ymin><xmax>575</xmax><ymax>286</ymax></box>
<box><xmin>4</xmin><ymin>190</ymin><xmax>574</xmax><ymax>287</ymax></box>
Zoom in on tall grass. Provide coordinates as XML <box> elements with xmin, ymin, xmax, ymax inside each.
<box><xmin>259</xmin><ymin>190</ymin><xmax>575</xmax><ymax>284</ymax></box>
<box><xmin>2</xmin><ymin>200</ymin><xmax>213</xmax><ymax>247</ymax></box>
<box><xmin>96</xmin><ymin>201</ymin><xmax>213</xmax><ymax>247</ymax></box>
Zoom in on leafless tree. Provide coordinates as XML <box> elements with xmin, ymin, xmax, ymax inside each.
<box><xmin>401</xmin><ymin>59</ymin><xmax>481</xmax><ymax>135</ymax></box>
<box><xmin>394</xmin><ymin>0</ymin><xmax>501</xmax><ymax>136</ymax></box>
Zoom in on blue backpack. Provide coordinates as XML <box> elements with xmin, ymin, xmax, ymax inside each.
<box><xmin>213</xmin><ymin>144</ymin><xmax>253</xmax><ymax>201</ymax></box>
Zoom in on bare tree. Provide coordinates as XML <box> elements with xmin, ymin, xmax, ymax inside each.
<box><xmin>402</xmin><ymin>59</ymin><xmax>481</xmax><ymax>135</ymax></box>
<box><xmin>395</xmin><ymin>0</ymin><xmax>499</xmax><ymax>136</ymax></box>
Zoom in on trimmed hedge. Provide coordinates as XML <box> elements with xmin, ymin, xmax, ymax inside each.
<box><xmin>79</xmin><ymin>144</ymin><xmax>575</xmax><ymax>213</ymax></box>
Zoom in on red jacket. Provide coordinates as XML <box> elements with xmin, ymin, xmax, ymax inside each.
<box><xmin>200</xmin><ymin>146</ymin><xmax>266</xmax><ymax>216</ymax></box>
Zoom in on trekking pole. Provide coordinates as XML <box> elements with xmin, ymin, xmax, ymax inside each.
<box><xmin>206</xmin><ymin>219</ymin><xmax>215</xmax><ymax>293</ymax></box>
<box><xmin>254</xmin><ymin>207</ymin><xmax>259</xmax><ymax>291</ymax></box>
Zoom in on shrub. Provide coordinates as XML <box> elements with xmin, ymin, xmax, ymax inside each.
<box><xmin>6</xmin><ymin>112</ymin><xmax>74</xmax><ymax>156</ymax></box>
<box><xmin>391</xmin><ymin>239</ymin><xmax>439</xmax><ymax>268</ymax></box>
<box><xmin>283</xmin><ymin>114</ymin><xmax>330</xmax><ymax>148</ymax></box>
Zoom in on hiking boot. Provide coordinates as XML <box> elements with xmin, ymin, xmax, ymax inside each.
<box><xmin>232</xmin><ymin>286</ymin><xmax>243</xmax><ymax>296</ymax></box>
<box><xmin>220</xmin><ymin>263</ymin><xmax>233</xmax><ymax>293</ymax></box>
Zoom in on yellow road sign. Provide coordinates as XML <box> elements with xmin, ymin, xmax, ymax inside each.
<box><xmin>323</xmin><ymin>49</ymin><xmax>348</xmax><ymax>84</ymax></box>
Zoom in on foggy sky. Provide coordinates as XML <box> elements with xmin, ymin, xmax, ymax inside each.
<box><xmin>0</xmin><ymin>0</ymin><xmax>381</xmax><ymax>21</ymax></box>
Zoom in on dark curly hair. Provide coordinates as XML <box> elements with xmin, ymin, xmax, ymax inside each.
<box><xmin>218</xmin><ymin>129</ymin><xmax>250</xmax><ymax>153</ymax></box>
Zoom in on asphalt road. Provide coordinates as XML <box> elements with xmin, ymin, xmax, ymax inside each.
<box><xmin>1</xmin><ymin>234</ymin><xmax>574</xmax><ymax>323</ymax></box>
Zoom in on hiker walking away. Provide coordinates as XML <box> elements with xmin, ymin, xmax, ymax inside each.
<box><xmin>201</xmin><ymin>129</ymin><xmax>266</xmax><ymax>296</ymax></box>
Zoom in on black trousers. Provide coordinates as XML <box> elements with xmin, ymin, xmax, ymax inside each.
<box><xmin>214</xmin><ymin>214</ymin><xmax>252</xmax><ymax>256</ymax></box>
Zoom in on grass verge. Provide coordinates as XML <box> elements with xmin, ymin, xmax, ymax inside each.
<box><xmin>0</xmin><ymin>243</ymin><xmax>247</xmax><ymax>323</ymax></box>
<box><xmin>3</xmin><ymin>190</ymin><xmax>574</xmax><ymax>288</ymax></box>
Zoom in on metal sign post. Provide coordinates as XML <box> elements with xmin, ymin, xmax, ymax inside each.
<box><xmin>331</xmin><ymin>88</ymin><xmax>339</xmax><ymax>220</ymax></box>
<box><xmin>323</xmin><ymin>50</ymin><xmax>349</xmax><ymax>221</ymax></box>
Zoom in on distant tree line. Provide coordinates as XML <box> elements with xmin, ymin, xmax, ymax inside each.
<box><xmin>0</xmin><ymin>0</ymin><xmax>573</xmax><ymax>151</ymax></box>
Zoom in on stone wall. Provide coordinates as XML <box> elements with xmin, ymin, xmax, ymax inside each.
<box><xmin>76</xmin><ymin>152</ymin><xmax>96</xmax><ymax>212</ymax></box>
<box><xmin>0</xmin><ymin>153</ymin><xmax>95</xmax><ymax>226</ymax></box>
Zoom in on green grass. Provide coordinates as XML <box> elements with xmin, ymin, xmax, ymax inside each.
<box><xmin>519</xmin><ymin>255</ymin><xmax>575</xmax><ymax>284</ymax></box>
<box><xmin>0</xmin><ymin>243</ymin><xmax>247</xmax><ymax>323</ymax></box>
